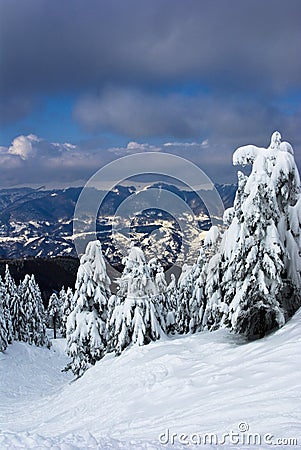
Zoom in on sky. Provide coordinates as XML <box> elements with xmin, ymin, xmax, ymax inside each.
<box><xmin>0</xmin><ymin>0</ymin><xmax>300</xmax><ymax>188</ymax></box>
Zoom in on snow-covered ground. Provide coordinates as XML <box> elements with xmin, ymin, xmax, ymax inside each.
<box><xmin>1</xmin><ymin>310</ymin><xmax>301</xmax><ymax>449</ymax></box>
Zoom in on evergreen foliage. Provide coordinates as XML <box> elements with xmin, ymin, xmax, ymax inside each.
<box><xmin>17</xmin><ymin>274</ymin><xmax>50</xmax><ymax>346</ymax></box>
<box><xmin>47</xmin><ymin>292</ymin><xmax>62</xmax><ymax>339</ymax></box>
<box><xmin>60</xmin><ymin>287</ymin><xmax>74</xmax><ymax>338</ymax></box>
<box><xmin>4</xmin><ymin>266</ymin><xmax>18</xmax><ymax>342</ymax></box>
<box><xmin>66</xmin><ymin>240</ymin><xmax>111</xmax><ymax>376</ymax></box>
<box><xmin>107</xmin><ymin>244</ymin><xmax>165</xmax><ymax>355</ymax></box>
<box><xmin>203</xmin><ymin>132</ymin><xmax>301</xmax><ymax>338</ymax></box>
<box><xmin>0</xmin><ymin>279</ymin><xmax>8</xmax><ymax>352</ymax></box>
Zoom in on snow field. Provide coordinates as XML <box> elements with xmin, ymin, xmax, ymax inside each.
<box><xmin>1</xmin><ymin>309</ymin><xmax>300</xmax><ymax>449</ymax></box>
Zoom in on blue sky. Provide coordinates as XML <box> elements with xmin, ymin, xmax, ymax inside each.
<box><xmin>0</xmin><ymin>0</ymin><xmax>300</xmax><ymax>187</ymax></box>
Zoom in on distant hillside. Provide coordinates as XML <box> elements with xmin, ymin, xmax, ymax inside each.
<box><xmin>0</xmin><ymin>257</ymin><xmax>79</xmax><ymax>305</ymax></box>
<box><xmin>0</xmin><ymin>257</ymin><xmax>182</xmax><ymax>306</ymax></box>
<box><xmin>0</xmin><ymin>183</ymin><xmax>237</xmax><ymax>263</ymax></box>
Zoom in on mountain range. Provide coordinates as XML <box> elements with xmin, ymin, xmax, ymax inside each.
<box><xmin>0</xmin><ymin>183</ymin><xmax>237</xmax><ymax>264</ymax></box>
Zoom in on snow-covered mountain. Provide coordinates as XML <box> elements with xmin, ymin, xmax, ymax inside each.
<box><xmin>1</xmin><ymin>307</ymin><xmax>300</xmax><ymax>448</ymax></box>
<box><xmin>0</xmin><ymin>184</ymin><xmax>236</xmax><ymax>264</ymax></box>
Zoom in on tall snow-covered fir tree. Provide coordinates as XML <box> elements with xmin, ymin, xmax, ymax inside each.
<box><xmin>195</xmin><ymin>227</ymin><xmax>224</xmax><ymax>332</ymax></box>
<box><xmin>3</xmin><ymin>266</ymin><xmax>17</xmax><ymax>343</ymax></box>
<box><xmin>154</xmin><ymin>262</ymin><xmax>167</xmax><ymax>294</ymax></box>
<box><xmin>60</xmin><ymin>287</ymin><xmax>74</xmax><ymax>338</ymax></box>
<box><xmin>175</xmin><ymin>264</ymin><xmax>194</xmax><ymax>334</ymax></box>
<box><xmin>107</xmin><ymin>243</ymin><xmax>166</xmax><ymax>355</ymax></box>
<box><xmin>66</xmin><ymin>240</ymin><xmax>111</xmax><ymax>376</ymax></box>
<box><xmin>47</xmin><ymin>292</ymin><xmax>63</xmax><ymax>339</ymax></box>
<box><xmin>165</xmin><ymin>273</ymin><xmax>178</xmax><ymax>334</ymax></box>
<box><xmin>0</xmin><ymin>279</ymin><xmax>8</xmax><ymax>352</ymax></box>
<box><xmin>18</xmin><ymin>274</ymin><xmax>49</xmax><ymax>347</ymax></box>
<box><xmin>148</xmin><ymin>258</ymin><xmax>176</xmax><ymax>333</ymax></box>
<box><xmin>1</xmin><ymin>270</ymin><xmax>13</xmax><ymax>345</ymax></box>
<box><xmin>176</xmin><ymin>245</ymin><xmax>208</xmax><ymax>334</ymax></box>
<box><xmin>203</xmin><ymin>131</ymin><xmax>301</xmax><ymax>338</ymax></box>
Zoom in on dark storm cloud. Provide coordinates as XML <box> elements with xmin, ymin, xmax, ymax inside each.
<box><xmin>74</xmin><ymin>87</ymin><xmax>301</xmax><ymax>145</ymax></box>
<box><xmin>0</xmin><ymin>0</ymin><xmax>300</xmax><ymax>186</ymax></box>
<box><xmin>1</xmin><ymin>0</ymin><xmax>301</xmax><ymax>99</ymax></box>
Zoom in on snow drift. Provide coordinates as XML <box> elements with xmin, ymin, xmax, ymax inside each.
<box><xmin>1</xmin><ymin>307</ymin><xmax>300</xmax><ymax>448</ymax></box>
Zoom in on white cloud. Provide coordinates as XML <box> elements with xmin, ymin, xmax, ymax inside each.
<box><xmin>51</xmin><ymin>142</ymin><xmax>77</xmax><ymax>152</ymax></box>
<box><xmin>8</xmin><ymin>134</ymin><xmax>40</xmax><ymax>160</ymax></box>
<box><xmin>110</xmin><ymin>141</ymin><xmax>162</xmax><ymax>155</ymax></box>
<box><xmin>201</xmin><ymin>139</ymin><xmax>209</xmax><ymax>147</ymax></box>
<box><xmin>164</xmin><ymin>140</ymin><xmax>209</xmax><ymax>149</ymax></box>
<box><xmin>5</xmin><ymin>131</ymin><xmax>297</xmax><ymax>188</ymax></box>
<box><xmin>164</xmin><ymin>142</ymin><xmax>199</xmax><ymax>147</ymax></box>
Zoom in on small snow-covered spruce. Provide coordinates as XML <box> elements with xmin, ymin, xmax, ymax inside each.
<box><xmin>66</xmin><ymin>240</ymin><xmax>111</xmax><ymax>377</ymax></box>
<box><xmin>198</xmin><ymin>226</ymin><xmax>225</xmax><ymax>332</ymax></box>
<box><xmin>0</xmin><ymin>270</ymin><xmax>13</xmax><ymax>345</ymax></box>
<box><xmin>107</xmin><ymin>244</ymin><xmax>165</xmax><ymax>355</ymax></box>
<box><xmin>60</xmin><ymin>287</ymin><xmax>74</xmax><ymax>338</ymax></box>
<box><xmin>47</xmin><ymin>292</ymin><xmax>62</xmax><ymax>339</ymax></box>
<box><xmin>205</xmin><ymin>131</ymin><xmax>301</xmax><ymax>338</ymax></box>
<box><xmin>0</xmin><ymin>279</ymin><xmax>8</xmax><ymax>351</ymax></box>
<box><xmin>3</xmin><ymin>266</ymin><xmax>16</xmax><ymax>343</ymax></box>
<box><xmin>200</xmin><ymin>175</ymin><xmax>248</xmax><ymax>332</ymax></box>
<box><xmin>154</xmin><ymin>262</ymin><xmax>167</xmax><ymax>294</ymax></box>
<box><xmin>149</xmin><ymin>258</ymin><xmax>175</xmax><ymax>333</ymax></box>
<box><xmin>165</xmin><ymin>274</ymin><xmax>178</xmax><ymax>334</ymax></box>
<box><xmin>287</xmin><ymin>196</ymin><xmax>301</xmax><ymax>315</ymax></box>
<box><xmin>176</xmin><ymin>264</ymin><xmax>194</xmax><ymax>334</ymax></box>
<box><xmin>18</xmin><ymin>274</ymin><xmax>50</xmax><ymax>347</ymax></box>
<box><xmin>190</xmin><ymin>244</ymin><xmax>217</xmax><ymax>333</ymax></box>
<box><xmin>176</xmin><ymin>245</ymin><xmax>208</xmax><ymax>334</ymax></box>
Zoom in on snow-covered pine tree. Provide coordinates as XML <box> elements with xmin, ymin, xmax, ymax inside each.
<box><xmin>196</xmin><ymin>227</ymin><xmax>225</xmax><ymax>332</ymax></box>
<box><xmin>189</xmin><ymin>246</ymin><xmax>210</xmax><ymax>333</ymax></box>
<box><xmin>18</xmin><ymin>274</ymin><xmax>49</xmax><ymax>346</ymax></box>
<box><xmin>165</xmin><ymin>273</ymin><xmax>178</xmax><ymax>334</ymax></box>
<box><xmin>175</xmin><ymin>264</ymin><xmax>194</xmax><ymax>334</ymax></box>
<box><xmin>155</xmin><ymin>263</ymin><xmax>167</xmax><ymax>294</ymax></box>
<box><xmin>60</xmin><ymin>287</ymin><xmax>74</xmax><ymax>338</ymax></box>
<box><xmin>1</xmin><ymin>270</ymin><xmax>13</xmax><ymax>345</ymax></box>
<box><xmin>204</xmin><ymin>131</ymin><xmax>301</xmax><ymax>338</ymax></box>
<box><xmin>200</xmin><ymin>174</ymin><xmax>249</xmax><ymax>333</ymax></box>
<box><xmin>47</xmin><ymin>292</ymin><xmax>62</xmax><ymax>339</ymax></box>
<box><xmin>107</xmin><ymin>243</ymin><xmax>165</xmax><ymax>355</ymax></box>
<box><xmin>0</xmin><ymin>279</ymin><xmax>8</xmax><ymax>352</ymax></box>
<box><xmin>4</xmin><ymin>265</ymin><xmax>19</xmax><ymax>342</ymax></box>
<box><xmin>66</xmin><ymin>240</ymin><xmax>111</xmax><ymax>376</ymax></box>
<box><xmin>176</xmin><ymin>245</ymin><xmax>208</xmax><ymax>334</ymax></box>
<box><xmin>148</xmin><ymin>257</ymin><xmax>159</xmax><ymax>282</ymax></box>
<box><xmin>148</xmin><ymin>258</ymin><xmax>175</xmax><ymax>333</ymax></box>
<box><xmin>286</xmin><ymin>196</ymin><xmax>301</xmax><ymax>315</ymax></box>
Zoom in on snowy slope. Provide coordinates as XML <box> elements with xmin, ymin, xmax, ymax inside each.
<box><xmin>1</xmin><ymin>310</ymin><xmax>301</xmax><ymax>449</ymax></box>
